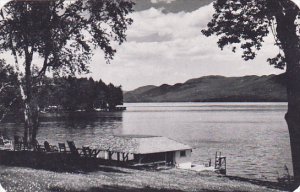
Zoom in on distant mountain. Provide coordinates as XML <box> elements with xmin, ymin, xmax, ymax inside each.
<box><xmin>124</xmin><ymin>74</ymin><xmax>287</xmax><ymax>102</ymax></box>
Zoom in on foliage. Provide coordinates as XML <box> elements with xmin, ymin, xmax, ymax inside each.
<box><xmin>0</xmin><ymin>0</ymin><xmax>134</xmax><ymax>76</ymax></box>
<box><xmin>38</xmin><ymin>76</ymin><xmax>123</xmax><ymax>111</ymax></box>
<box><xmin>202</xmin><ymin>0</ymin><xmax>298</xmax><ymax>69</ymax></box>
<box><xmin>0</xmin><ymin>59</ymin><xmax>21</xmax><ymax>121</ymax></box>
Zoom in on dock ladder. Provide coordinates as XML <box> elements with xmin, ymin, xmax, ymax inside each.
<box><xmin>215</xmin><ymin>151</ymin><xmax>226</xmax><ymax>174</ymax></box>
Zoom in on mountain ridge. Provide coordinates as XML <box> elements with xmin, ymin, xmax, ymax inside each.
<box><xmin>124</xmin><ymin>74</ymin><xmax>287</xmax><ymax>102</ymax></box>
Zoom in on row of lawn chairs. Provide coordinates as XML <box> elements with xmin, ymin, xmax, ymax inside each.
<box><xmin>33</xmin><ymin>140</ymin><xmax>101</xmax><ymax>158</ymax></box>
<box><xmin>13</xmin><ymin>136</ymin><xmax>101</xmax><ymax>158</ymax></box>
<box><xmin>33</xmin><ymin>140</ymin><xmax>59</xmax><ymax>152</ymax></box>
<box><xmin>14</xmin><ymin>136</ymin><xmax>73</xmax><ymax>153</ymax></box>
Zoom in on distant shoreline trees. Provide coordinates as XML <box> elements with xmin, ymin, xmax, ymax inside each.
<box><xmin>0</xmin><ymin>63</ymin><xmax>124</xmax><ymax>119</ymax></box>
<box><xmin>0</xmin><ymin>74</ymin><xmax>124</xmax><ymax>127</ymax></box>
<box><xmin>38</xmin><ymin>76</ymin><xmax>123</xmax><ymax>112</ymax></box>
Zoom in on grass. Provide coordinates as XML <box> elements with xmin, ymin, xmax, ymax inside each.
<box><xmin>0</xmin><ymin>165</ymin><xmax>289</xmax><ymax>192</ymax></box>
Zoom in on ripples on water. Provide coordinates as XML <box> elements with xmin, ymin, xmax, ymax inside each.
<box><xmin>0</xmin><ymin>102</ymin><xmax>292</xmax><ymax>181</ymax></box>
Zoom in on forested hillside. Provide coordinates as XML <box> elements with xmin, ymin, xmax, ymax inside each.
<box><xmin>38</xmin><ymin>76</ymin><xmax>123</xmax><ymax>111</ymax></box>
<box><xmin>124</xmin><ymin>74</ymin><xmax>287</xmax><ymax>102</ymax></box>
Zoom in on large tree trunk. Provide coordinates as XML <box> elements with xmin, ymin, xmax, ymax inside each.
<box><xmin>285</xmin><ymin>71</ymin><xmax>300</xmax><ymax>188</ymax></box>
<box><xmin>23</xmin><ymin>51</ymin><xmax>39</xmax><ymax>147</ymax></box>
<box><xmin>21</xmin><ymin>84</ymin><xmax>39</xmax><ymax>148</ymax></box>
<box><xmin>275</xmin><ymin>2</ymin><xmax>300</xmax><ymax>188</ymax></box>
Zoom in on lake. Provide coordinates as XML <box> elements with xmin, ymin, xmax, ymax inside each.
<box><xmin>0</xmin><ymin>102</ymin><xmax>292</xmax><ymax>181</ymax></box>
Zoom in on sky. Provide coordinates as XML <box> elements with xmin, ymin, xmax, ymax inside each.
<box><xmin>87</xmin><ymin>0</ymin><xmax>283</xmax><ymax>90</ymax></box>
<box><xmin>0</xmin><ymin>0</ymin><xmax>285</xmax><ymax>91</ymax></box>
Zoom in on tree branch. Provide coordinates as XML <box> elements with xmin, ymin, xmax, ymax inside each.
<box><xmin>0</xmin><ymin>82</ymin><xmax>13</xmax><ymax>94</ymax></box>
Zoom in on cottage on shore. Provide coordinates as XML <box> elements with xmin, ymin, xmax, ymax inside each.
<box><xmin>96</xmin><ymin>135</ymin><xmax>192</xmax><ymax>169</ymax></box>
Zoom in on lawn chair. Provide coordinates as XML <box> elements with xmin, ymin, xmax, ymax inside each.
<box><xmin>20</xmin><ymin>136</ymin><xmax>29</xmax><ymax>150</ymax></box>
<box><xmin>91</xmin><ymin>149</ymin><xmax>101</xmax><ymax>158</ymax></box>
<box><xmin>14</xmin><ymin>136</ymin><xmax>22</xmax><ymax>151</ymax></box>
<box><xmin>82</xmin><ymin>146</ymin><xmax>92</xmax><ymax>157</ymax></box>
<box><xmin>33</xmin><ymin>139</ymin><xmax>45</xmax><ymax>152</ymax></box>
<box><xmin>67</xmin><ymin>141</ymin><xmax>82</xmax><ymax>156</ymax></box>
<box><xmin>0</xmin><ymin>137</ymin><xmax>13</xmax><ymax>150</ymax></box>
<box><xmin>44</xmin><ymin>141</ymin><xmax>58</xmax><ymax>152</ymax></box>
<box><xmin>0</xmin><ymin>138</ymin><xmax>4</xmax><ymax>146</ymax></box>
<box><xmin>58</xmin><ymin>143</ymin><xmax>67</xmax><ymax>152</ymax></box>
<box><xmin>81</xmin><ymin>146</ymin><xmax>101</xmax><ymax>158</ymax></box>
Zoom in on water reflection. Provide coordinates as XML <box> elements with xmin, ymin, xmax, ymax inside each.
<box><xmin>39</xmin><ymin>111</ymin><xmax>123</xmax><ymax>128</ymax></box>
<box><xmin>0</xmin><ymin>111</ymin><xmax>123</xmax><ymax>147</ymax></box>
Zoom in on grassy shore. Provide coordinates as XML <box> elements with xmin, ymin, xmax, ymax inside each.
<box><xmin>0</xmin><ymin>165</ymin><xmax>290</xmax><ymax>192</ymax></box>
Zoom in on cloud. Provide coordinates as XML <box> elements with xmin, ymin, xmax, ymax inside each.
<box><xmin>0</xmin><ymin>0</ymin><xmax>10</xmax><ymax>9</ymax></box>
<box><xmin>86</xmin><ymin>3</ymin><xmax>281</xmax><ymax>90</ymax></box>
<box><xmin>0</xmin><ymin>2</ymin><xmax>282</xmax><ymax>91</ymax></box>
<box><xmin>133</xmin><ymin>0</ymin><xmax>214</xmax><ymax>13</ymax></box>
<box><xmin>151</xmin><ymin>0</ymin><xmax>175</xmax><ymax>3</ymax></box>
<box><xmin>127</xmin><ymin>33</ymin><xmax>173</xmax><ymax>42</ymax></box>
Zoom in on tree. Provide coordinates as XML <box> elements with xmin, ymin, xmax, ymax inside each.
<box><xmin>0</xmin><ymin>0</ymin><xmax>134</xmax><ymax>146</ymax></box>
<box><xmin>0</xmin><ymin>59</ymin><xmax>20</xmax><ymax>122</ymax></box>
<box><xmin>106</xmin><ymin>83</ymin><xmax>123</xmax><ymax>109</ymax></box>
<box><xmin>202</xmin><ymin>0</ymin><xmax>300</xmax><ymax>188</ymax></box>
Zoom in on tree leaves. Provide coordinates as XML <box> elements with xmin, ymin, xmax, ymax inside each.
<box><xmin>267</xmin><ymin>53</ymin><xmax>286</xmax><ymax>69</ymax></box>
<box><xmin>0</xmin><ymin>0</ymin><xmax>134</xmax><ymax>76</ymax></box>
<box><xmin>0</xmin><ymin>59</ymin><xmax>21</xmax><ymax>121</ymax></box>
<box><xmin>38</xmin><ymin>76</ymin><xmax>123</xmax><ymax>111</ymax></box>
<box><xmin>202</xmin><ymin>0</ymin><xmax>300</xmax><ymax>69</ymax></box>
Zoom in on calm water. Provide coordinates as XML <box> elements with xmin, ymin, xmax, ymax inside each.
<box><xmin>0</xmin><ymin>102</ymin><xmax>292</xmax><ymax>181</ymax></box>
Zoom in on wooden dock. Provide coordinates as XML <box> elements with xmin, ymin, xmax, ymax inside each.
<box><xmin>182</xmin><ymin>151</ymin><xmax>227</xmax><ymax>174</ymax></box>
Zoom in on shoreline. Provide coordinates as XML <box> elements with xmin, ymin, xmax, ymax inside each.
<box><xmin>0</xmin><ymin>165</ymin><xmax>290</xmax><ymax>192</ymax></box>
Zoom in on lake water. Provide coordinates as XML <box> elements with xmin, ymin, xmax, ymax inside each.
<box><xmin>0</xmin><ymin>102</ymin><xmax>292</xmax><ymax>181</ymax></box>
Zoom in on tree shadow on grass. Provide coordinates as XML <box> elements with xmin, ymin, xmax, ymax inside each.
<box><xmin>50</xmin><ymin>185</ymin><xmax>231</xmax><ymax>192</ymax></box>
<box><xmin>224</xmin><ymin>175</ymin><xmax>292</xmax><ymax>191</ymax></box>
<box><xmin>55</xmin><ymin>165</ymin><xmax>130</xmax><ymax>174</ymax></box>
<box><xmin>1</xmin><ymin>163</ymin><xmax>130</xmax><ymax>175</ymax></box>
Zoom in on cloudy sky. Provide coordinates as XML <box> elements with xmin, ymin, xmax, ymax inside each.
<box><xmin>87</xmin><ymin>0</ymin><xmax>283</xmax><ymax>91</ymax></box>
<box><xmin>1</xmin><ymin>0</ymin><xmax>283</xmax><ymax>91</ymax></box>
